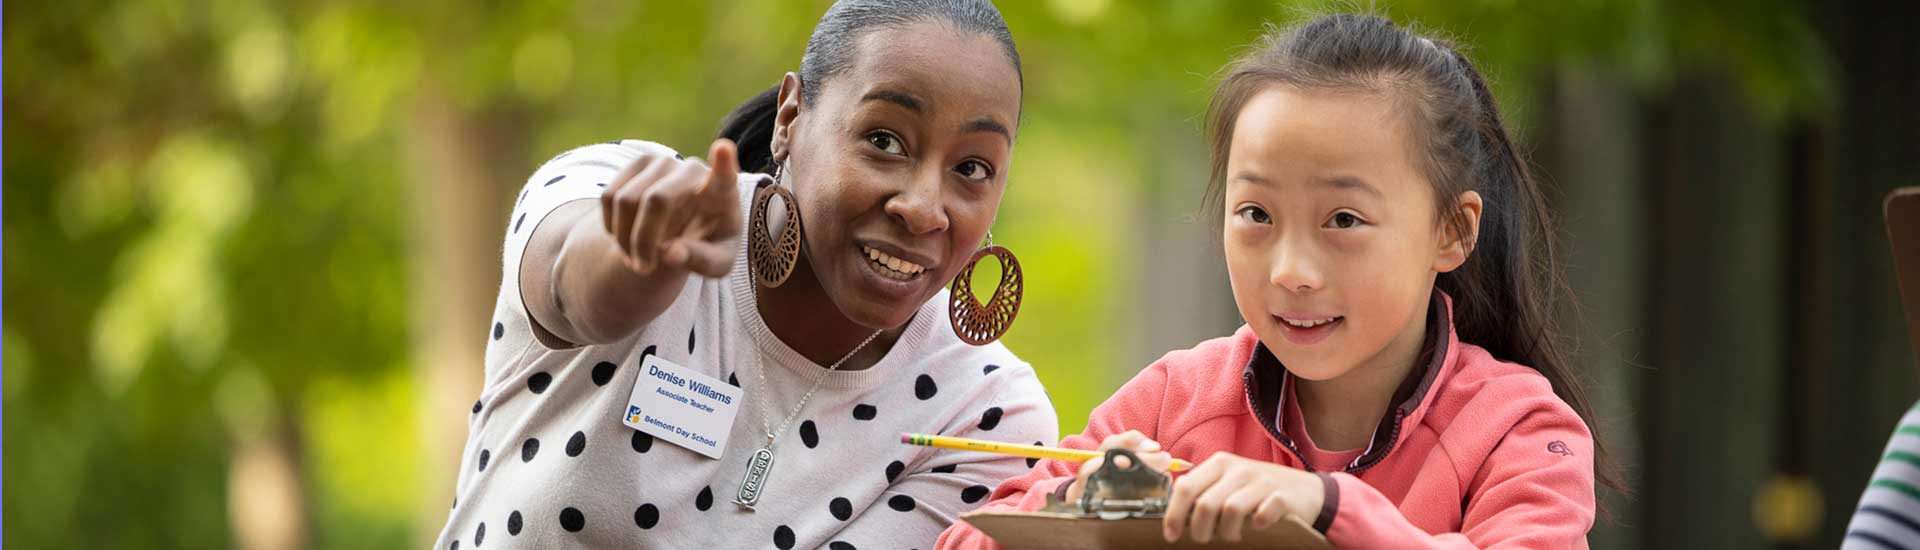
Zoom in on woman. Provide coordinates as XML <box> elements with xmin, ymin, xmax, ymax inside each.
<box><xmin>434</xmin><ymin>1</ymin><xmax>1055</xmax><ymax>548</ymax></box>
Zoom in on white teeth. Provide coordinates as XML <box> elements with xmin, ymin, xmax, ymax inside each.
<box><xmin>861</xmin><ymin>246</ymin><xmax>924</xmax><ymax>275</ymax></box>
<box><xmin>1283</xmin><ymin>317</ymin><xmax>1337</xmax><ymax>328</ymax></box>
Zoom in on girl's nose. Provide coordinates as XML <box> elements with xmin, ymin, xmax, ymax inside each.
<box><xmin>1268</xmin><ymin>239</ymin><xmax>1324</xmax><ymax>293</ymax></box>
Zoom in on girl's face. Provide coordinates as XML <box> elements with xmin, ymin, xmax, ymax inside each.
<box><xmin>1222</xmin><ymin>86</ymin><xmax>1478</xmax><ymax>382</ymax></box>
<box><xmin>771</xmin><ymin>22</ymin><xmax>1021</xmax><ymax>329</ymax></box>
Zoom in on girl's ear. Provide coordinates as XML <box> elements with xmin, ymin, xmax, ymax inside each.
<box><xmin>1434</xmin><ymin>190</ymin><xmax>1483</xmax><ymax>273</ymax></box>
<box><xmin>769</xmin><ymin>72</ymin><xmax>805</xmax><ymax>163</ymax></box>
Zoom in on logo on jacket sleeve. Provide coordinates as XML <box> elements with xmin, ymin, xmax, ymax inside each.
<box><xmin>1547</xmin><ymin>440</ymin><xmax>1574</xmax><ymax>456</ymax></box>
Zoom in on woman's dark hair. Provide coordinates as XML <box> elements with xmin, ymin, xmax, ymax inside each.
<box><xmin>1202</xmin><ymin>14</ymin><xmax>1628</xmax><ymax>498</ymax></box>
<box><xmin>718</xmin><ymin>0</ymin><xmax>1023</xmax><ymax>173</ymax></box>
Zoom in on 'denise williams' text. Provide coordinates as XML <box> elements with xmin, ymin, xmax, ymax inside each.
<box><xmin>648</xmin><ymin>364</ymin><xmax>734</xmax><ymax>406</ymax></box>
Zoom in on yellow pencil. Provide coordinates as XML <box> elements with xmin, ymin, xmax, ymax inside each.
<box><xmin>900</xmin><ymin>433</ymin><xmax>1193</xmax><ymax>472</ymax></box>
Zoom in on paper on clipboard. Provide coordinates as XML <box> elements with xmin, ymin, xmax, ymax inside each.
<box><xmin>959</xmin><ymin>509</ymin><xmax>1331</xmax><ymax>550</ymax></box>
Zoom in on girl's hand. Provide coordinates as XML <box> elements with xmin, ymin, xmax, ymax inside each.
<box><xmin>1162</xmin><ymin>451</ymin><xmax>1323</xmax><ymax>543</ymax></box>
<box><xmin>600</xmin><ymin>139</ymin><xmax>744</xmax><ymax>278</ymax></box>
<box><xmin>1062</xmin><ymin>430</ymin><xmax>1174</xmax><ymax>503</ymax></box>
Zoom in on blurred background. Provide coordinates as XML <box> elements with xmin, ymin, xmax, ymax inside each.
<box><xmin>6</xmin><ymin>0</ymin><xmax>1918</xmax><ymax>548</ymax></box>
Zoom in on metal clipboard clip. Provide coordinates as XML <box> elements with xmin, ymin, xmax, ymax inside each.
<box><xmin>1042</xmin><ymin>448</ymin><xmax>1172</xmax><ymax>519</ymax></box>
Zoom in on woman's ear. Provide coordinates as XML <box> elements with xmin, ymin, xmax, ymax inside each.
<box><xmin>1434</xmin><ymin>190</ymin><xmax>1483</xmax><ymax>273</ymax></box>
<box><xmin>769</xmin><ymin>72</ymin><xmax>805</xmax><ymax>163</ymax></box>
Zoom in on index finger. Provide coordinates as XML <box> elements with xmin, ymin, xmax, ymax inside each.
<box><xmin>702</xmin><ymin>139</ymin><xmax>740</xmax><ymax>199</ymax></box>
<box><xmin>1162</xmin><ymin>456</ymin><xmax>1225</xmax><ymax>542</ymax></box>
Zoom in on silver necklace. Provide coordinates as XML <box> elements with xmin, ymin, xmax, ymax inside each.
<box><xmin>734</xmin><ymin>328</ymin><xmax>882</xmax><ymax>510</ymax></box>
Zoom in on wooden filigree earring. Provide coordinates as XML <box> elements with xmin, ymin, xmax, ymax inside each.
<box><xmin>949</xmin><ymin>232</ymin><xmax>1023</xmax><ymax>345</ymax></box>
<box><xmin>748</xmin><ymin>163</ymin><xmax>802</xmax><ymax>287</ymax></box>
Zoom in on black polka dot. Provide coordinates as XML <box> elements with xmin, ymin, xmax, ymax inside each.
<box><xmin>852</xmin><ymin>404</ymin><xmax>877</xmax><ymax>421</ymax></box>
<box><xmin>559</xmin><ymin>507</ymin><xmax>585</xmax><ymax>532</ymax></box>
<box><xmin>450</xmin><ymin>540</ymin><xmax>458</xmax><ymax>550</ymax></box>
<box><xmin>513</xmin><ymin>212</ymin><xmax>526</xmax><ymax>234</ymax></box>
<box><xmin>774</xmin><ymin>525</ymin><xmax>796</xmax><ymax>549</ymax></box>
<box><xmin>517</xmin><ymin>188</ymin><xmax>528</xmax><ymax>206</ymax></box>
<box><xmin>688</xmin><ymin>328</ymin><xmax>696</xmax><ymax>353</ymax></box>
<box><xmin>829</xmin><ymin>542</ymin><xmax>857</xmax><ymax>550</ymax></box>
<box><xmin>474</xmin><ymin>522</ymin><xmax>486</xmax><ymax>547</ymax></box>
<box><xmin>631</xmin><ymin>431</ymin><xmax>653</xmax><ymax>453</ymax></box>
<box><xmin>800</xmin><ymin>421</ymin><xmax>819</xmax><ymax>449</ymax></box>
<box><xmin>633</xmin><ymin>503</ymin><xmax>659</xmax><ymax>529</ymax></box>
<box><xmin>566</xmin><ymin>431</ymin><xmax>587</xmax><ymax>457</ymax></box>
<box><xmin>520</xmin><ymin>438</ymin><xmax>539</xmax><ymax>462</ymax></box>
<box><xmin>696</xmin><ymin>486</ymin><xmax>714</xmax><ymax>511</ymax></box>
<box><xmin>640</xmin><ymin>344</ymin><xmax>658</xmax><ymax>362</ymax></box>
<box><xmin>885</xmin><ymin>460</ymin><xmax>905</xmax><ymax>483</ymax></box>
<box><xmin>472</xmin><ymin>400</ymin><xmax>482</xmax><ymax>414</ymax></box>
<box><xmin>931</xmin><ymin>464</ymin><xmax>956</xmax><ymax>474</ymax></box>
<box><xmin>983</xmin><ymin>364</ymin><xmax>1001</xmax><ymax>375</ymax></box>
<box><xmin>527</xmin><ymin>372</ymin><xmax>552</xmax><ymax>394</ymax></box>
<box><xmin>979</xmin><ymin>407</ymin><xmax>1005</xmax><ymax>431</ymax></box>
<box><xmin>728</xmin><ymin>372</ymin><xmax>740</xmax><ymax>387</ymax></box>
<box><xmin>592</xmin><ymin>361</ymin><xmax>617</xmax><ymax>386</ymax></box>
<box><xmin>507</xmin><ymin>510</ymin><xmax>522</xmax><ymax>535</ymax></box>
<box><xmin>674</xmin><ymin>153</ymin><xmax>685</xmax><ymax>160</ymax></box>
<box><xmin>492</xmin><ymin>322</ymin><xmax>504</xmax><ymax>340</ymax></box>
<box><xmin>914</xmin><ymin>375</ymin><xmax>938</xmax><ymax>400</ymax></box>
<box><xmin>962</xmin><ymin>484</ymin><xmax>991</xmax><ymax>504</ymax></box>
<box><xmin>477</xmin><ymin>449</ymin><xmax>490</xmax><ymax>471</ymax></box>
<box><xmin>830</xmin><ymin>497</ymin><xmax>853</xmax><ymax>521</ymax></box>
<box><xmin>888</xmin><ymin>494</ymin><xmax>917</xmax><ymax>512</ymax></box>
<box><xmin>1028</xmin><ymin>441</ymin><xmax>1044</xmax><ymax>468</ymax></box>
<box><xmin>544</xmin><ymin>175</ymin><xmax>566</xmax><ymax>186</ymax></box>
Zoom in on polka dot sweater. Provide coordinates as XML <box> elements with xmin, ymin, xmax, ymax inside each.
<box><xmin>435</xmin><ymin>141</ymin><xmax>1059</xmax><ymax>549</ymax></box>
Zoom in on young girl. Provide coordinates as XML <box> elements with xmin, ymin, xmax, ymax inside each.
<box><xmin>938</xmin><ymin>14</ymin><xmax>1620</xmax><ymax>549</ymax></box>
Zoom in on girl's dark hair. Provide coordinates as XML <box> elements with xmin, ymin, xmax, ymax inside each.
<box><xmin>1202</xmin><ymin>14</ymin><xmax>1628</xmax><ymax>497</ymax></box>
<box><xmin>718</xmin><ymin>0</ymin><xmax>1023</xmax><ymax>173</ymax></box>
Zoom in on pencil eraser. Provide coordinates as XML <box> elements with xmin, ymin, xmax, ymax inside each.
<box><xmin>900</xmin><ymin>433</ymin><xmax>912</xmax><ymax>444</ymax></box>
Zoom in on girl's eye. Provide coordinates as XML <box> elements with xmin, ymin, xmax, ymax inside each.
<box><xmin>866</xmin><ymin>131</ymin><xmax>905</xmax><ymax>155</ymax></box>
<box><xmin>1326</xmin><ymin>211</ymin><xmax>1364</xmax><ymax>229</ymax></box>
<box><xmin>1236</xmin><ymin>205</ymin><xmax>1272</xmax><ymax>225</ymax></box>
<box><xmin>954</xmin><ymin>159</ymin><xmax>994</xmax><ymax>182</ymax></box>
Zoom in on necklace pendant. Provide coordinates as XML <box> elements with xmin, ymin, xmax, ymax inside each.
<box><xmin>734</xmin><ymin>446</ymin><xmax>776</xmax><ymax>510</ymax></box>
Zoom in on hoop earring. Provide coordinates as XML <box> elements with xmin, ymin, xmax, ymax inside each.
<box><xmin>949</xmin><ymin>233</ymin><xmax>1023</xmax><ymax>345</ymax></box>
<box><xmin>748</xmin><ymin>163</ymin><xmax>802</xmax><ymax>287</ymax></box>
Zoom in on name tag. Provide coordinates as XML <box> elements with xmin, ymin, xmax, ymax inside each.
<box><xmin>623</xmin><ymin>354</ymin><xmax>741</xmax><ymax>459</ymax></box>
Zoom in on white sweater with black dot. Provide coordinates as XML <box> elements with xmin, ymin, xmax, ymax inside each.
<box><xmin>434</xmin><ymin>141</ymin><xmax>1058</xmax><ymax>550</ymax></box>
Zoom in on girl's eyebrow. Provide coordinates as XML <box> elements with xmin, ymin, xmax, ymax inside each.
<box><xmin>1230</xmin><ymin>172</ymin><xmax>1384</xmax><ymax>200</ymax></box>
<box><xmin>1318</xmin><ymin>175</ymin><xmax>1385</xmax><ymax>199</ymax></box>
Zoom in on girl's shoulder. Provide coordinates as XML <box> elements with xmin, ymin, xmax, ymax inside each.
<box><xmin>1423</xmin><ymin>340</ymin><xmax>1591</xmax><ymax>457</ymax></box>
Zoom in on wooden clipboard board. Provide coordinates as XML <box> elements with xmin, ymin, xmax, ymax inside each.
<box><xmin>959</xmin><ymin>509</ymin><xmax>1332</xmax><ymax>550</ymax></box>
<box><xmin>1887</xmin><ymin>187</ymin><xmax>1920</xmax><ymax>364</ymax></box>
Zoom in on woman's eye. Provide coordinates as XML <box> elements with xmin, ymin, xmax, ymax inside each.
<box><xmin>954</xmin><ymin>160</ymin><xmax>994</xmax><ymax>182</ymax></box>
<box><xmin>1236</xmin><ymin>206</ymin><xmax>1271</xmax><ymax>225</ymax></box>
<box><xmin>1326</xmin><ymin>211</ymin><xmax>1363</xmax><ymax>229</ymax></box>
<box><xmin>866</xmin><ymin>132</ymin><xmax>905</xmax><ymax>155</ymax></box>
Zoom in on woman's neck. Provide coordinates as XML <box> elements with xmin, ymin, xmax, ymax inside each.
<box><xmin>755</xmin><ymin>258</ymin><xmax>904</xmax><ymax>371</ymax></box>
<box><xmin>1293</xmin><ymin>305</ymin><xmax>1430</xmax><ymax>451</ymax></box>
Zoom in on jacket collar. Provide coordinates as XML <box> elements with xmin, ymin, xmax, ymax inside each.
<box><xmin>1241</xmin><ymin>288</ymin><xmax>1452</xmax><ymax>472</ymax></box>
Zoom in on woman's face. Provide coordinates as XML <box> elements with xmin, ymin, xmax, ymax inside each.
<box><xmin>771</xmin><ymin>21</ymin><xmax>1022</xmax><ymax>330</ymax></box>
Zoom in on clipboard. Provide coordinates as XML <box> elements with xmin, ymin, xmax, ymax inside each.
<box><xmin>959</xmin><ymin>449</ymin><xmax>1332</xmax><ymax>550</ymax></box>
<box><xmin>1886</xmin><ymin>187</ymin><xmax>1920</xmax><ymax>365</ymax></box>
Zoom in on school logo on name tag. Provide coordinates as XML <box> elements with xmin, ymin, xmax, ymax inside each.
<box><xmin>623</xmin><ymin>354</ymin><xmax>741</xmax><ymax>459</ymax></box>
